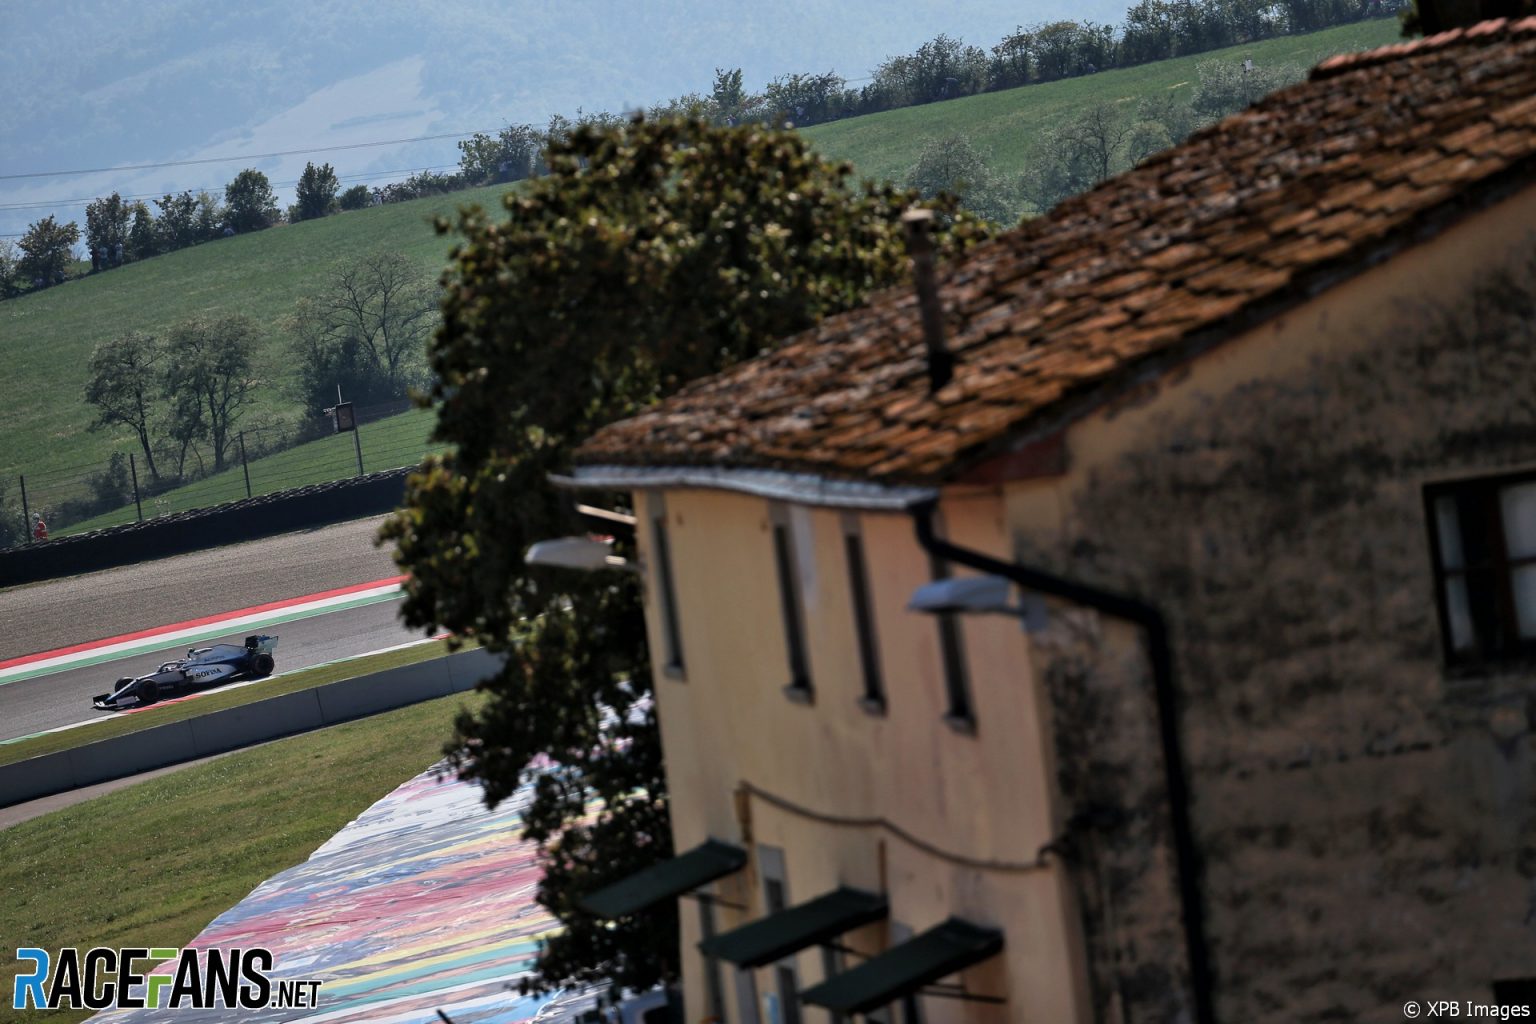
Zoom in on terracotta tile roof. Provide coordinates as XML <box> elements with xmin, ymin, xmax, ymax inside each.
<box><xmin>576</xmin><ymin>19</ymin><xmax>1536</xmax><ymax>485</ymax></box>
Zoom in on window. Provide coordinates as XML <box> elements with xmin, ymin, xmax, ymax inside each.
<box><xmin>1426</xmin><ymin>471</ymin><xmax>1536</xmax><ymax>666</ymax></box>
<box><xmin>771</xmin><ymin>504</ymin><xmax>813</xmax><ymax>699</ymax></box>
<box><xmin>842</xmin><ymin>514</ymin><xmax>885</xmax><ymax>712</ymax></box>
<box><xmin>648</xmin><ymin>492</ymin><xmax>685</xmax><ymax>677</ymax></box>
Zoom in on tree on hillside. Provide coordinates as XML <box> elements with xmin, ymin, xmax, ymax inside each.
<box><xmin>85</xmin><ymin>332</ymin><xmax>164</xmax><ymax>482</ymax></box>
<box><xmin>379</xmin><ymin>116</ymin><xmax>987</xmax><ymax>995</ymax></box>
<box><xmin>85</xmin><ymin>193</ymin><xmax>132</xmax><ymax>259</ymax></box>
<box><xmin>163</xmin><ymin>314</ymin><xmax>260</xmax><ymax>472</ymax></box>
<box><xmin>294</xmin><ymin>162</ymin><xmax>340</xmax><ymax>221</ymax></box>
<box><xmin>458</xmin><ymin>124</ymin><xmax>546</xmax><ymax>184</ymax></box>
<box><xmin>1020</xmin><ymin>102</ymin><xmax>1138</xmax><ymax>213</ymax></box>
<box><xmin>154</xmin><ymin>191</ymin><xmax>209</xmax><ymax>251</ymax></box>
<box><xmin>338</xmin><ymin>184</ymin><xmax>374</xmax><ymax>211</ymax></box>
<box><xmin>1190</xmin><ymin>57</ymin><xmax>1306</xmax><ymax>124</ymax></box>
<box><xmin>127</xmin><ymin>202</ymin><xmax>157</xmax><ymax>260</ymax></box>
<box><xmin>224</xmin><ymin>170</ymin><xmax>280</xmax><ymax>232</ymax></box>
<box><xmin>287</xmin><ymin>250</ymin><xmax>437</xmax><ymax>412</ymax></box>
<box><xmin>0</xmin><ymin>240</ymin><xmax>19</xmax><ymax>298</ymax></box>
<box><xmin>17</xmin><ymin>215</ymin><xmax>80</xmax><ymax>284</ymax></box>
<box><xmin>905</xmin><ymin>134</ymin><xmax>1017</xmax><ymax>225</ymax></box>
<box><xmin>710</xmin><ymin>67</ymin><xmax>747</xmax><ymax>122</ymax></box>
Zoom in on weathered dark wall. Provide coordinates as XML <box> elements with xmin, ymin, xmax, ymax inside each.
<box><xmin>0</xmin><ymin>468</ymin><xmax>411</xmax><ymax>588</ymax></box>
<box><xmin>1031</xmin><ymin>248</ymin><xmax>1536</xmax><ymax>1021</ymax></box>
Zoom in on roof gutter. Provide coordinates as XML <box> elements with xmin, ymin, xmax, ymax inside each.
<box><xmin>910</xmin><ymin>500</ymin><xmax>1215</xmax><ymax>1024</ymax></box>
<box><xmin>554</xmin><ymin>465</ymin><xmax>939</xmax><ymax>512</ymax></box>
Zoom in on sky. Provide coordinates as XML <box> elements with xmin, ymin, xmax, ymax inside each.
<box><xmin>0</xmin><ymin>0</ymin><xmax>1133</xmax><ymax>244</ymax></box>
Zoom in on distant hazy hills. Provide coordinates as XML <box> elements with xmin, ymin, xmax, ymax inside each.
<box><xmin>1</xmin><ymin>0</ymin><xmax>1131</xmax><ymax>237</ymax></box>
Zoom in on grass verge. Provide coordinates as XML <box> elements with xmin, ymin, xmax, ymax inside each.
<box><xmin>0</xmin><ymin>638</ymin><xmax>472</xmax><ymax>768</ymax></box>
<box><xmin>0</xmin><ymin>689</ymin><xmax>484</xmax><ymax>1024</ymax></box>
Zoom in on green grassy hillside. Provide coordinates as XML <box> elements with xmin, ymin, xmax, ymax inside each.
<box><xmin>803</xmin><ymin>19</ymin><xmax>1399</xmax><ymax>191</ymax></box>
<box><xmin>0</xmin><ymin>18</ymin><xmax>1402</xmax><ymax>529</ymax></box>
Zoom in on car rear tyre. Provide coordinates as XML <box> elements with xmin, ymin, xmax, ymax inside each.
<box><xmin>252</xmin><ymin>653</ymin><xmax>275</xmax><ymax>678</ymax></box>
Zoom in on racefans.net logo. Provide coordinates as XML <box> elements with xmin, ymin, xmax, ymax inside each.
<box><xmin>13</xmin><ymin>947</ymin><xmax>323</xmax><ymax>1012</ymax></box>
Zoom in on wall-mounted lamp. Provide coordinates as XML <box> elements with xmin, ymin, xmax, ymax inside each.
<box><xmin>907</xmin><ymin>574</ymin><xmax>1049</xmax><ymax>632</ymax></box>
<box><xmin>525</xmin><ymin>536</ymin><xmax>636</xmax><ymax>572</ymax></box>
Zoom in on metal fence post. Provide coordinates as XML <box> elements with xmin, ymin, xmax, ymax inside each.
<box><xmin>238</xmin><ymin>431</ymin><xmax>253</xmax><ymax>499</ymax></box>
<box><xmin>352</xmin><ymin>419</ymin><xmax>365</xmax><ymax>477</ymax></box>
<box><xmin>19</xmin><ymin>474</ymin><xmax>30</xmax><ymax>544</ymax></box>
<box><xmin>129</xmin><ymin>453</ymin><xmax>144</xmax><ymax>521</ymax></box>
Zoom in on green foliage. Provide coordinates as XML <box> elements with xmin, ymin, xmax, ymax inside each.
<box><xmin>338</xmin><ymin>184</ymin><xmax>374</xmax><ymax>211</ymax></box>
<box><xmin>1020</xmin><ymin>102</ymin><xmax>1138</xmax><ymax>213</ymax></box>
<box><xmin>763</xmin><ymin>71</ymin><xmax>847</xmax><ymax>125</ymax></box>
<box><xmin>164</xmin><ymin>314</ymin><xmax>260</xmax><ymax>472</ymax></box>
<box><xmin>154</xmin><ymin>191</ymin><xmax>217</xmax><ymax>251</ymax></box>
<box><xmin>711</xmin><ymin>67</ymin><xmax>747</xmax><ymax>121</ymax></box>
<box><xmin>85</xmin><ymin>331</ymin><xmax>164</xmax><ymax>481</ymax></box>
<box><xmin>294</xmin><ymin>161</ymin><xmax>341</xmax><ymax>221</ymax></box>
<box><xmin>287</xmin><ymin>250</ymin><xmax>437</xmax><ymax>412</ymax></box>
<box><xmin>382</xmin><ymin>116</ymin><xmax>987</xmax><ymax>995</ymax></box>
<box><xmin>225</xmin><ymin>169</ymin><xmax>280</xmax><ymax>232</ymax></box>
<box><xmin>1190</xmin><ymin>57</ymin><xmax>1306</xmax><ymax>123</ymax></box>
<box><xmin>457</xmin><ymin>124</ymin><xmax>546</xmax><ymax>184</ymax></box>
<box><xmin>0</xmin><ymin>240</ymin><xmax>18</xmax><ymax>298</ymax></box>
<box><xmin>84</xmin><ymin>193</ymin><xmax>131</xmax><ymax>256</ymax></box>
<box><xmin>128</xmin><ymin>201</ymin><xmax>156</xmax><ymax>260</ymax></box>
<box><xmin>17</xmin><ymin>215</ymin><xmax>80</xmax><ymax>283</ymax></box>
<box><xmin>904</xmin><ymin>134</ymin><xmax>1017</xmax><ymax>225</ymax></box>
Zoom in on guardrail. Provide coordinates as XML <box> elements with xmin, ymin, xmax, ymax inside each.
<box><xmin>0</xmin><ymin>646</ymin><xmax>500</xmax><ymax>809</ymax></box>
<box><xmin>0</xmin><ymin>466</ymin><xmax>412</xmax><ymax>588</ymax></box>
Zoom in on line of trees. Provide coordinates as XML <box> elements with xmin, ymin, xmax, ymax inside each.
<box><xmin>0</xmin><ymin>161</ymin><xmax>381</xmax><ymax>300</ymax></box>
<box><xmin>451</xmin><ymin>0</ymin><xmax>1392</xmax><ymax>188</ymax></box>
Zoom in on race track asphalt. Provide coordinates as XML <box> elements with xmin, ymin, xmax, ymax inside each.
<box><xmin>0</xmin><ymin>516</ymin><xmax>432</xmax><ymax>743</ymax></box>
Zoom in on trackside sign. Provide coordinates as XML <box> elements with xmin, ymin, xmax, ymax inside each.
<box><xmin>13</xmin><ymin>947</ymin><xmax>323</xmax><ymax>1011</ymax></box>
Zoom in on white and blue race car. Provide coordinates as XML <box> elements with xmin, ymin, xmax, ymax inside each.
<box><xmin>92</xmin><ymin>634</ymin><xmax>279</xmax><ymax>710</ymax></box>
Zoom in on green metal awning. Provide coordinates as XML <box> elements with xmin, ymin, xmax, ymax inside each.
<box><xmin>799</xmin><ymin>917</ymin><xmax>1005</xmax><ymax>1015</ymax></box>
<box><xmin>578</xmin><ymin>839</ymin><xmax>747</xmax><ymax>920</ymax></box>
<box><xmin>699</xmin><ymin>887</ymin><xmax>888</xmax><ymax>967</ymax></box>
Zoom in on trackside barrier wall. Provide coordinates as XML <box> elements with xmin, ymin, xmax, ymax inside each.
<box><xmin>0</xmin><ymin>647</ymin><xmax>501</xmax><ymax>809</ymax></box>
<box><xmin>0</xmin><ymin>467</ymin><xmax>413</xmax><ymax>588</ymax></box>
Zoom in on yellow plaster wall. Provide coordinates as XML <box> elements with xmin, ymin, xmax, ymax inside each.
<box><xmin>634</xmin><ymin>487</ymin><xmax>1090</xmax><ymax>1023</ymax></box>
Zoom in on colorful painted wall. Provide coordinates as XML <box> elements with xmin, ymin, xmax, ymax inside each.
<box><xmin>91</xmin><ymin>765</ymin><xmax>595</xmax><ymax>1024</ymax></box>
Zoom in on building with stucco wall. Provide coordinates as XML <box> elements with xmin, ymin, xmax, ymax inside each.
<box><xmin>566</xmin><ymin>20</ymin><xmax>1536</xmax><ymax>1023</ymax></box>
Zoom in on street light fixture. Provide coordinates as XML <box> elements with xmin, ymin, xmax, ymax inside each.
<box><xmin>907</xmin><ymin>575</ymin><xmax>1050</xmax><ymax>632</ymax></box>
<box><xmin>525</xmin><ymin>536</ymin><xmax>635</xmax><ymax>572</ymax></box>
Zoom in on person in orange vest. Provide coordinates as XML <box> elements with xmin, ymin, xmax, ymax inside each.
<box><xmin>32</xmin><ymin>516</ymin><xmax>48</xmax><ymax>542</ymax></box>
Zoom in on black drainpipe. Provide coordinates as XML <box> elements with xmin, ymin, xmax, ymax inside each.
<box><xmin>911</xmin><ymin>500</ymin><xmax>1216</xmax><ymax>1024</ymax></box>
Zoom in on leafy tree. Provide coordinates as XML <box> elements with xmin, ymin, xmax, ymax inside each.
<box><xmin>338</xmin><ymin>184</ymin><xmax>374</xmax><ymax>211</ymax></box>
<box><xmin>163</xmin><ymin>314</ymin><xmax>260</xmax><ymax>472</ymax></box>
<box><xmin>224</xmin><ymin>170</ymin><xmax>280</xmax><ymax>232</ymax></box>
<box><xmin>1190</xmin><ymin>57</ymin><xmax>1305</xmax><ymax>123</ymax></box>
<box><xmin>84</xmin><ymin>193</ymin><xmax>131</xmax><ymax>258</ymax></box>
<box><xmin>294</xmin><ymin>162</ymin><xmax>340</xmax><ymax>221</ymax></box>
<box><xmin>127</xmin><ymin>202</ymin><xmax>157</xmax><ymax>260</ymax></box>
<box><xmin>1020</xmin><ymin>102</ymin><xmax>1136</xmax><ymax>212</ymax></box>
<box><xmin>0</xmin><ymin>240</ymin><xmax>19</xmax><ymax>298</ymax></box>
<box><xmin>458</xmin><ymin>124</ymin><xmax>546</xmax><ymax>183</ymax></box>
<box><xmin>904</xmin><ymin>134</ymin><xmax>1017</xmax><ymax>225</ymax></box>
<box><xmin>85</xmin><ymin>331</ymin><xmax>164</xmax><ymax>481</ymax></box>
<box><xmin>380</xmin><ymin>117</ymin><xmax>986</xmax><ymax>995</ymax></box>
<box><xmin>287</xmin><ymin>251</ymin><xmax>436</xmax><ymax>411</ymax></box>
<box><xmin>711</xmin><ymin>67</ymin><xmax>747</xmax><ymax>122</ymax></box>
<box><xmin>762</xmin><ymin>71</ymin><xmax>845</xmax><ymax>125</ymax></box>
<box><xmin>17</xmin><ymin>215</ymin><xmax>80</xmax><ymax>284</ymax></box>
<box><xmin>154</xmin><ymin>191</ymin><xmax>205</xmax><ymax>251</ymax></box>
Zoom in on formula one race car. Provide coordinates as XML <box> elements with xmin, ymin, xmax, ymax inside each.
<box><xmin>92</xmin><ymin>635</ymin><xmax>279</xmax><ymax>711</ymax></box>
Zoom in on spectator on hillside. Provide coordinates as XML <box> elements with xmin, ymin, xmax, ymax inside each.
<box><xmin>33</xmin><ymin>517</ymin><xmax>48</xmax><ymax>542</ymax></box>
<box><xmin>113</xmin><ymin>241</ymin><xmax>124</xmax><ymax>265</ymax></box>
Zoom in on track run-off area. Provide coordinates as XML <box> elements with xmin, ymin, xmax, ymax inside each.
<box><xmin>0</xmin><ymin>516</ymin><xmax>434</xmax><ymax>743</ymax></box>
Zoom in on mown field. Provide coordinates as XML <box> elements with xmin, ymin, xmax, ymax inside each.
<box><xmin>0</xmin><ymin>17</ymin><xmax>1401</xmax><ymax>523</ymax></box>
